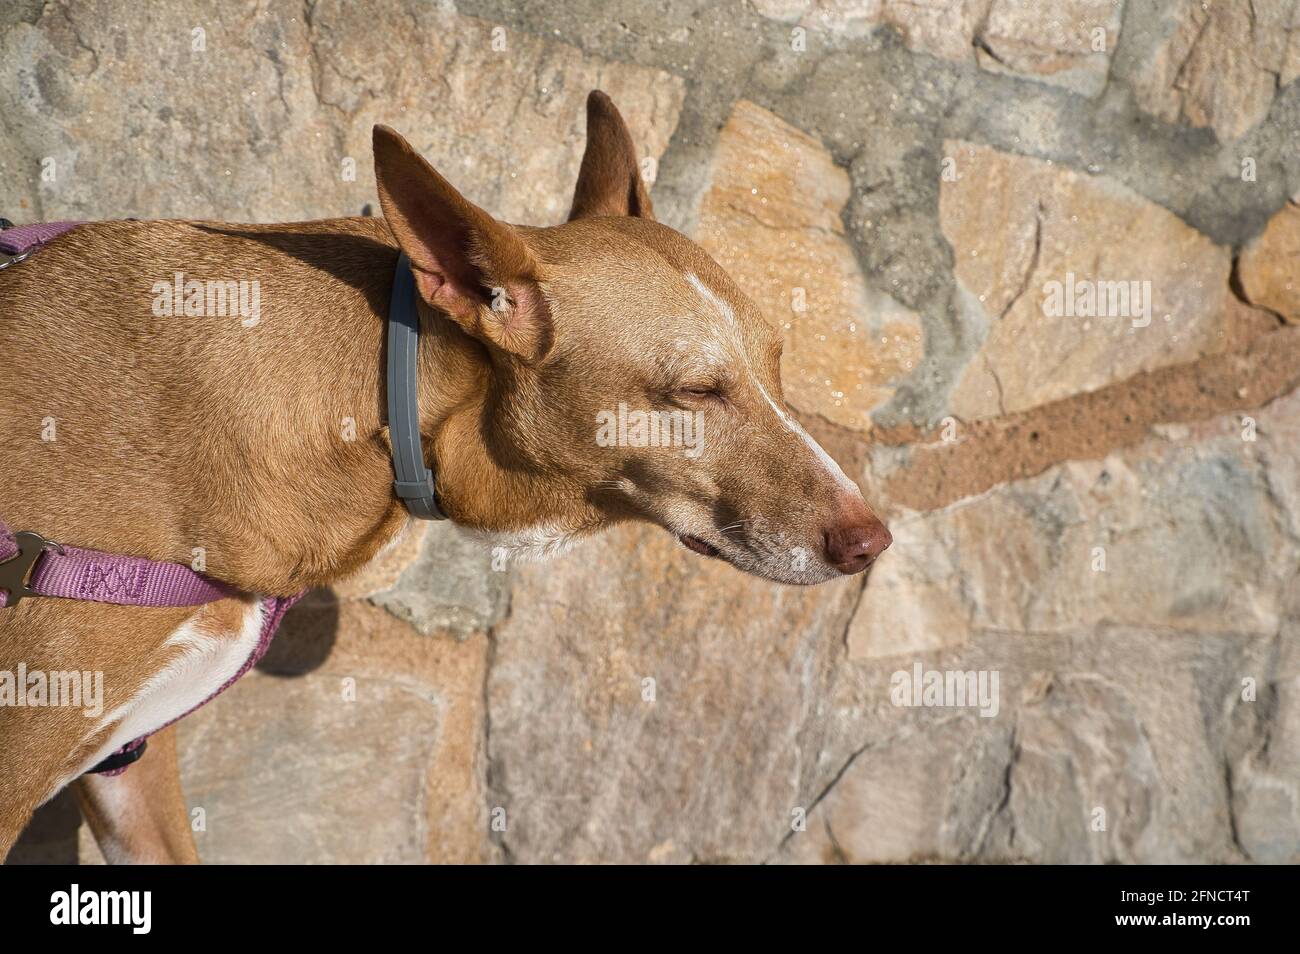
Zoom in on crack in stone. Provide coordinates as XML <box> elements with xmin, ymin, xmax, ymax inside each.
<box><xmin>976</xmin><ymin>720</ymin><xmax>1019</xmax><ymax>858</ymax></box>
<box><xmin>983</xmin><ymin>352</ymin><xmax>1008</xmax><ymax>418</ymax></box>
<box><xmin>301</xmin><ymin>0</ymin><xmax>350</xmax><ymax>122</ymax></box>
<box><xmin>479</xmin><ymin>575</ymin><xmax>516</xmax><ymax>864</ymax></box>
<box><xmin>1225</xmin><ymin>625</ymin><xmax>1285</xmax><ymax>861</ymax></box>
<box><xmin>1224</xmin><ymin>753</ymin><xmax>1248</xmax><ymax>860</ymax></box>
<box><xmin>480</xmin><ymin>623</ymin><xmax>513</xmax><ymax>864</ymax></box>
<box><xmin>838</xmin><ymin>569</ymin><xmax>872</xmax><ymax>653</ymax></box>
<box><xmin>766</xmin><ymin>715</ymin><xmax>969</xmax><ymax>862</ymax></box>
<box><xmin>971</xmin><ymin>35</ymin><xmax>1008</xmax><ymax>70</ymax></box>
<box><xmin>821</xmin><ymin>812</ymin><xmax>849</xmax><ymax>864</ymax></box>
<box><xmin>1230</xmin><ymin>251</ymin><xmax>1289</xmax><ymax>327</ymax></box>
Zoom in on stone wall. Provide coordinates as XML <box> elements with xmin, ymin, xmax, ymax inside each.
<box><xmin>4</xmin><ymin>0</ymin><xmax>1298</xmax><ymax>864</ymax></box>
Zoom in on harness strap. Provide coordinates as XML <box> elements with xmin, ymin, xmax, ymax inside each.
<box><xmin>0</xmin><ymin>517</ymin><xmax>303</xmax><ymax>775</ymax></box>
<box><xmin>0</xmin><ymin>522</ymin><xmax>234</xmax><ymax>609</ymax></box>
<box><xmin>88</xmin><ymin>591</ymin><xmax>303</xmax><ymax>776</ymax></box>
<box><xmin>87</xmin><ymin>739</ymin><xmax>149</xmax><ymax>775</ymax></box>
<box><xmin>0</xmin><ymin>220</ymin><xmax>82</xmax><ymax>266</ymax></box>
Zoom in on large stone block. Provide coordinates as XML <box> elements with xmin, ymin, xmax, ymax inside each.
<box><xmin>1239</xmin><ymin>201</ymin><xmax>1300</xmax><ymax>325</ymax></box>
<box><xmin>697</xmin><ymin>101</ymin><xmax>922</xmax><ymax>433</ymax></box>
<box><xmin>941</xmin><ymin>140</ymin><xmax>1264</xmax><ymax>421</ymax></box>
<box><xmin>974</xmin><ymin>0</ymin><xmax>1125</xmax><ymax>97</ymax></box>
<box><xmin>371</xmin><ymin>521</ymin><xmax>510</xmax><ymax>638</ymax></box>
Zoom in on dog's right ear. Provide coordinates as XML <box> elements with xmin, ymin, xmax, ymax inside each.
<box><xmin>567</xmin><ymin>90</ymin><xmax>656</xmax><ymax>221</ymax></box>
<box><xmin>373</xmin><ymin>125</ymin><xmax>552</xmax><ymax>362</ymax></box>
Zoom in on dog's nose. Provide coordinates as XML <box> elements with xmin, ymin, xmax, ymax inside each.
<box><xmin>823</xmin><ymin>519</ymin><xmax>892</xmax><ymax>574</ymax></box>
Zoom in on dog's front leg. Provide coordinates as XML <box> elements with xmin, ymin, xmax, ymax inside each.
<box><xmin>73</xmin><ymin>725</ymin><xmax>198</xmax><ymax>864</ymax></box>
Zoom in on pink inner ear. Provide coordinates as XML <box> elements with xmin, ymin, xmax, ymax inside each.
<box><xmin>414</xmin><ymin>267</ymin><xmax>477</xmax><ymax>318</ymax></box>
<box><xmin>414</xmin><ymin>269</ymin><xmax>445</xmax><ymax>295</ymax></box>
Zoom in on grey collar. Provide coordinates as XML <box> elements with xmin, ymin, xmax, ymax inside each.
<box><xmin>387</xmin><ymin>251</ymin><xmax>447</xmax><ymax>520</ymax></box>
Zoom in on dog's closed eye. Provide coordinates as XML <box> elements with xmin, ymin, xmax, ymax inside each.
<box><xmin>673</xmin><ymin>385</ymin><xmax>726</xmax><ymax>404</ymax></box>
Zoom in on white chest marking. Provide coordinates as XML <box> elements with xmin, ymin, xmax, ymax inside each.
<box><xmin>60</xmin><ymin>599</ymin><xmax>265</xmax><ymax>788</ymax></box>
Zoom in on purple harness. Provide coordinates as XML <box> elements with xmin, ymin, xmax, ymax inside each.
<box><xmin>0</xmin><ymin>221</ymin><xmax>304</xmax><ymax>775</ymax></box>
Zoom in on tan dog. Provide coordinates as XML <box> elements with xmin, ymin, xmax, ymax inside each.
<box><xmin>0</xmin><ymin>91</ymin><xmax>890</xmax><ymax>863</ymax></box>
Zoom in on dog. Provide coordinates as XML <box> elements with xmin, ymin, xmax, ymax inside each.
<box><xmin>0</xmin><ymin>91</ymin><xmax>890</xmax><ymax>863</ymax></box>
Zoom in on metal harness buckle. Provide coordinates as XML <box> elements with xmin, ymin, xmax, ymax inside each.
<box><xmin>0</xmin><ymin>216</ymin><xmax>31</xmax><ymax>271</ymax></box>
<box><xmin>0</xmin><ymin>531</ymin><xmax>64</xmax><ymax>610</ymax></box>
<box><xmin>0</xmin><ymin>248</ymin><xmax>32</xmax><ymax>271</ymax></box>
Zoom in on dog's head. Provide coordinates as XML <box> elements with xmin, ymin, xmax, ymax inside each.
<box><xmin>373</xmin><ymin>91</ymin><xmax>889</xmax><ymax>584</ymax></box>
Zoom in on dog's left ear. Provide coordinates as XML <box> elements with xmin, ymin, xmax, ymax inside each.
<box><xmin>567</xmin><ymin>90</ymin><xmax>656</xmax><ymax>221</ymax></box>
<box><xmin>373</xmin><ymin>125</ymin><xmax>552</xmax><ymax>362</ymax></box>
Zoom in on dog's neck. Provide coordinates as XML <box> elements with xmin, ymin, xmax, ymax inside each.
<box><xmin>247</xmin><ymin>218</ymin><xmax>588</xmax><ymax>592</ymax></box>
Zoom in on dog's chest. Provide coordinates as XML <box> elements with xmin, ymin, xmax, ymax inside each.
<box><xmin>71</xmin><ymin>600</ymin><xmax>265</xmax><ymax>781</ymax></box>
